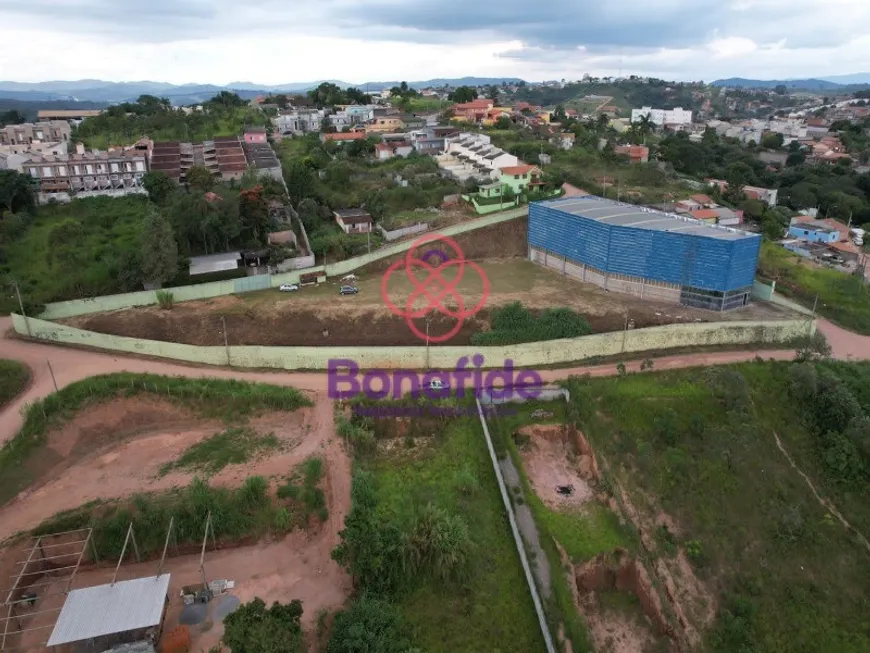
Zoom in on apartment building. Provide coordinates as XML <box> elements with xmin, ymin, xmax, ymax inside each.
<box><xmin>630</xmin><ymin>106</ymin><xmax>693</xmax><ymax>127</ymax></box>
<box><xmin>272</xmin><ymin>109</ymin><xmax>327</xmax><ymax>138</ymax></box>
<box><xmin>436</xmin><ymin>133</ymin><xmax>518</xmax><ymax>182</ymax></box>
<box><xmin>23</xmin><ymin>149</ymin><xmax>148</xmax><ymax>203</ymax></box>
<box><xmin>0</xmin><ymin>120</ymin><xmax>71</xmax><ymax>146</ymax></box>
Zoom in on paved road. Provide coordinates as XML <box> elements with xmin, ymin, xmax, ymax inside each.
<box><xmin>0</xmin><ymin>315</ymin><xmax>867</xmax><ymax>446</ymax></box>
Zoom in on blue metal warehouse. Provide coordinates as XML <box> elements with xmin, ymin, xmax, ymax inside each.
<box><xmin>528</xmin><ymin>196</ymin><xmax>762</xmax><ymax>311</ymax></box>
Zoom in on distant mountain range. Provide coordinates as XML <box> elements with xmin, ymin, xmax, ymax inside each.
<box><xmin>0</xmin><ymin>77</ymin><xmax>525</xmax><ymax>105</ymax></box>
<box><xmin>711</xmin><ymin>75</ymin><xmax>870</xmax><ymax>91</ymax></box>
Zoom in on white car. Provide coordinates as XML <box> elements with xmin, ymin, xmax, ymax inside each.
<box><xmin>279</xmin><ymin>284</ymin><xmax>299</xmax><ymax>292</ymax></box>
<box><xmin>426</xmin><ymin>379</ymin><xmax>449</xmax><ymax>391</ymax></box>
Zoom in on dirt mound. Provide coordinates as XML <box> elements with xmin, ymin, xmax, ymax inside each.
<box><xmin>516</xmin><ymin>424</ymin><xmax>599</xmax><ymax>509</ymax></box>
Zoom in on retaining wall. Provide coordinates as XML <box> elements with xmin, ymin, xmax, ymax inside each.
<box><xmin>376</xmin><ymin>222</ymin><xmax>430</xmax><ymax>242</ymax></box>
<box><xmin>12</xmin><ymin>313</ymin><xmax>815</xmax><ymax>370</ymax></box>
<box><xmin>40</xmin><ymin>207</ymin><xmax>529</xmax><ymax>320</ymax></box>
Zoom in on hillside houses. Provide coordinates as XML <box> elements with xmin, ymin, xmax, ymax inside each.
<box><xmin>436</xmin><ymin>132</ymin><xmax>518</xmax><ymax>182</ymax></box>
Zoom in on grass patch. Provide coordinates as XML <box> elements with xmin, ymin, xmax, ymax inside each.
<box><xmin>277</xmin><ymin>456</ymin><xmax>328</xmax><ymax>523</ymax></box>
<box><xmin>565</xmin><ymin>362</ymin><xmax>870</xmax><ymax>652</ymax></box>
<box><xmin>159</xmin><ymin>427</ymin><xmax>281</xmax><ymax>476</ymax></box>
<box><xmin>0</xmin><ymin>373</ymin><xmax>310</xmax><ymax>505</ymax></box>
<box><xmin>471</xmin><ymin>301</ymin><xmax>592</xmax><ymax>346</ymax></box>
<box><xmin>32</xmin><ymin>475</ymin><xmax>290</xmax><ymax>560</ymax></box>
<box><xmin>758</xmin><ymin>241</ymin><xmax>870</xmax><ymax>334</ymax></box>
<box><xmin>0</xmin><ymin>359</ymin><xmax>30</xmax><ymax>408</ymax></box>
<box><xmin>351</xmin><ymin>404</ymin><xmax>546</xmax><ymax>653</ymax></box>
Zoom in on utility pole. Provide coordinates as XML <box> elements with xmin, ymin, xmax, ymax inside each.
<box><xmin>367</xmin><ymin>229</ymin><xmax>371</xmax><ymax>254</ymax></box>
<box><xmin>811</xmin><ymin>293</ymin><xmax>819</xmax><ymax>317</ymax></box>
<box><xmin>13</xmin><ymin>282</ymin><xmax>31</xmax><ymax>337</ymax></box>
<box><xmin>425</xmin><ymin>316</ymin><xmax>432</xmax><ymax>370</ymax></box>
<box><xmin>220</xmin><ymin>316</ymin><xmax>230</xmax><ymax>366</ymax></box>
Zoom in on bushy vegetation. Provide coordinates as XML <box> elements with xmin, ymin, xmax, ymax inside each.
<box><xmin>72</xmin><ymin>93</ymin><xmax>270</xmax><ymax>150</ymax></box>
<box><xmin>223</xmin><ymin>597</ymin><xmax>305</xmax><ymax>653</ymax></box>
<box><xmin>333</xmin><ymin>400</ymin><xmax>545</xmax><ymax>652</ymax></box>
<box><xmin>471</xmin><ymin>302</ymin><xmax>592</xmax><ymax>345</ymax></box>
<box><xmin>277</xmin><ymin>456</ymin><xmax>329</xmax><ymax>523</ymax></box>
<box><xmin>758</xmin><ymin>241</ymin><xmax>870</xmax><ymax>333</ymax></box>
<box><xmin>0</xmin><ymin>373</ymin><xmax>310</xmax><ymax>504</ymax></box>
<box><xmin>327</xmin><ymin>597</ymin><xmax>416</xmax><ymax>653</ymax></box>
<box><xmin>0</xmin><ymin>359</ymin><xmax>30</xmax><ymax>408</ymax></box>
<box><xmin>159</xmin><ymin>427</ymin><xmax>281</xmax><ymax>476</ymax></box>
<box><xmin>34</xmin><ymin>475</ymin><xmax>289</xmax><ymax>560</ymax></box>
<box><xmin>565</xmin><ymin>361</ymin><xmax>870</xmax><ymax>652</ymax></box>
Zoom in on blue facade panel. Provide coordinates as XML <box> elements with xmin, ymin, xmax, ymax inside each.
<box><xmin>529</xmin><ymin>202</ymin><xmax>760</xmax><ymax>293</ymax></box>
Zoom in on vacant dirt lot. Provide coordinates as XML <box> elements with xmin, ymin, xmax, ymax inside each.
<box><xmin>62</xmin><ymin>257</ymin><xmax>793</xmax><ymax>347</ymax></box>
<box><xmin>0</xmin><ymin>392</ymin><xmax>352</xmax><ymax>651</ymax></box>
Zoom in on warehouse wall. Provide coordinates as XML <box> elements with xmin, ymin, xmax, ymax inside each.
<box><xmin>13</xmin><ymin>313</ymin><xmax>814</xmax><ymax>370</ymax></box>
<box><xmin>528</xmin><ymin>202</ymin><xmax>762</xmax><ymax>293</ymax></box>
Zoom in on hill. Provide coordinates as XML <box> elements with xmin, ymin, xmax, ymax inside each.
<box><xmin>0</xmin><ymin>77</ymin><xmax>527</xmax><ymax>104</ymax></box>
<box><xmin>0</xmin><ymin>98</ymin><xmax>108</xmax><ymax>122</ymax></box>
<box><xmin>711</xmin><ymin>77</ymin><xmax>870</xmax><ymax>91</ymax></box>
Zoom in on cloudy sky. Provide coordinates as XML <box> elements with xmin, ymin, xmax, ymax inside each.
<box><xmin>1</xmin><ymin>0</ymin><xmax>869</xmax><ymax>84</ymax></box>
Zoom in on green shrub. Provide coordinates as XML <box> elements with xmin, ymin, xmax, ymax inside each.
<box><xmin>155</xmin><ymin>289</ymin><xmax>174</xmax><ymax>309</ymax></box>
<box><xmin>0</xmin><ymin>359</ymin><xmax>30</xmax><ymax>408</ymax></box>
<box><xmin>327</xmin><ymin>598</ymin><xmax>414</xmax><ymax>653</ymax></box>
<box><xmin>223</xmin><ymin>597</ymin><xmax>304</xmax><ymax>653</ymax></box>
<box><xmin>470</xmin><ymin>302</ymin><xmax>592</xmax><ymax>346</ymax></box>
<box><xmin>160</xmin><ymin>427</ymin><xmax>280</xmax><ymax>476</ymax></box>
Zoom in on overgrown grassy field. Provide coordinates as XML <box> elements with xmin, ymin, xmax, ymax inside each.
<box><xmin>0</xmin><ymin>196</ymin><xmax>150</xmax><ymax>312</ymax></box>
<box><xmin>758</xmin><ymin>241</ymin><xmax>870</xmax><ymax>334</ymax></box>
<box><xmin>0</xmin><ymin>373</ymin><xmax>311</xmax><ymax>504</ymax></box>
<box><xmin>348</xmin><ymin>406</ymin><xmax>546</xmax><ymax>652</ymax></box>
<box><xmin>159</xmin><ymin>426</ymin><xmax>281</xmax><ymax>476</ymax></box>
<box><xmin>566</xmin><ymin>361</ymin><xmax>870</xmax><ymax>652</ymax></box>
<box><xmin>32</xmin><ymin>474</ymin><xmax>313</xmax><ymax>559</ymax></box>
<box><xmin>0</xmin><ymin>359</ymin><xmax>30</xmax><ymax>408</ymax></box>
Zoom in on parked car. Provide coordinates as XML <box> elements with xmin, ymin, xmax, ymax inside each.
<box><xmin>339</xmin><ymin>286</ymin><xmax>359</xmax><ymax>295</ymax></box>
<box><xmin>426</xmin><ymin>378</ymin><xmax>449</xmax><ymax>391</ymax></box>
<box><xmin>279</xmin><ymin>284</ymin><xmax>299</xmax><ymax>292</ymax></box>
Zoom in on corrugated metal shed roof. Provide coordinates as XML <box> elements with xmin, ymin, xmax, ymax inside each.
<box><xmin>189</xmin><ymin>252</ymin><xmax>241</xmax><ymax>276</ymax></box>
<box><xmin>537</xmin><ymin>196</ymin><xmax>753</xmax><ymax>241</ymax></box>
<box><xmin>47</xmin><ymin>575</ymin><xmax>170</xmax><ymax>646</ymax></box>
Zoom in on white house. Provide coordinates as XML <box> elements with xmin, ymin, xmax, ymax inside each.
<box><xmin>631</xmin><ymin>106</ymin><xmax>693</xmax><ymax>127</ymax></box>
<box><xmin>273</xmin><ymin>109</ymin><xmax>327</xmax><ymax>137</ymax></box>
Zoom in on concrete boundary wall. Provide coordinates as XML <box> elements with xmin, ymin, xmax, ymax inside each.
<box><xmin>39</xmin><ymin>207</ymin><xmax>529</xmax><ymax>320</ymax></box>
<box><xmin>12</xmin><ymin>313</ymin><xmax>815</xmax><ymax>370</ymax></box>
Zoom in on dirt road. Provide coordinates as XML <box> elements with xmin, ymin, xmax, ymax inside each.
<box><xmin>1</xmin><ymin>316</ymin><xmax>867</xmax><ymax>447</ymax></box>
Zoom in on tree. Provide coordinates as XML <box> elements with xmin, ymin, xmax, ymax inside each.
<box><xmin>774</xmin><ymin>84</ymin><xmax>788</xmax><ymax>95</ymax></box>
<box><xmin>327</xmin><ymin>598</ymin><xmax>414</xmax><ymax>653</ymax></box>
<box><xmin>741</xmin><ymin>198</ymin><xmax>765</xmax><ymax>220</ymax></box>
<box><xmin>142</xmin><ymin>170</ymin><xmax>176</xmax><ymax>205</ymax></box>
<box><xmin>551</xmin><ymin>105</ymin><xmax>567</xmax><ymax>123</ymax></box>
<box><xmin>364</xmin><ymin>189</ymin><xmax>387</xmax><ymax>221</ymax></box>
<box><xmin>285</xmin><ymin>161</ymin><xmax>316</xmax><ymax>205</ymax></box>
<box><xmin>761</xmin><ymin>132</ymin><xmax>785</xmax><ymax>149</ymax></box>
<box><xmin>239</xmin><ymin>185</ymin><xmax>269</xmax><ymax>246</ymax></box>
<box><xmin>186</xmin><ymin>165</ymin><xmax>215</xmax><ymax>191</ymax></box>
<box><xmin>47</xmin><ymin>218</ymin><xmax>87</xmax><ymax>297</ymax></box>
<box><xmin>223</xmin><ymin>597</ymin><xmax>304</xmax><ymax>653</ymax></box>
<box><xmin>0</xmin><ymin>170</ymin><xmax>35</xmax><ymax>216</ymax></box>
<box><xmin>448</xmin><ymin>86</ymin><xmax>478</xmax><ymax>103</ymax></box>
<box><xmin>494</xmin><ymin>115</ymin><xmax>513</xmax><ymax>130</ymax></box>
<box><xmin>487</xmin><ymin>85</ymin><xmax>500</xmax><ymax>103</ymax></box>
<box><xmin>208</xmin><ymin>90</ymin><xmax>246</xmax><ymax>109</ymax></box>
<box><xmin>0</xmin><ymin>110</ymin><xmax>26</xmax><ymax>126</ymax></box>
<box><xmin>140</xmin><ymin>208</ymin><xmax>179</xmax><ymax>287</ymax></box>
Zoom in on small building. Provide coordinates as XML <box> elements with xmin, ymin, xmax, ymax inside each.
<box><xmin>374</xmin><ymin>141</ymin><xmax>413</xmax><ymax>160</ymax></box>
<box><xmin>614</xmin><ymin>145</ymin><xmax>649</xmax><ymax>164</ymax></box>
<box><xmin>334</xmin><ymin>209</ymin><xmax>373</xmax><ymax>234</ymax></box>
<box><xmin>499</xmin><ymin>164</ymin><xmax>544</xmax><ymax>194</ymax></box>
<box><xmin>189</xmin><ymin>252</ymin><xmax>242</xmax><ymax>276</ymax></box>
<box><xmin>366</xmin><ymin>116</ymin><xmax>406</xmax><ymax>134</ymax></box>
<box><xmin>244</xmin><ymin>127</ymin><xmax>268</xmax><ymax>144</ymax></box>
<box><xmin>47</xmin><ymin>575</ymin><xmax>170</xmax><ymax>651</ymax></box>
<box><xmin>689</xmin><ymin>209</ymin><xmax>721</xmax><ymax>224</ymax></box>
<box><xmin>787</xmin><ymin>222</ymin><xmax>840</xmax><ymax>244</ymax></box>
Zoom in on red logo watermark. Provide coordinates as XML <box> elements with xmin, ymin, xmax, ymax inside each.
<box><xmin>380</xmin><ymin>234</ymin><xmax>490</xmax><ymax>343</ymax></box>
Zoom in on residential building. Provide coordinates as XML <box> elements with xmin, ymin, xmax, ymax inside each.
<box><xmin>0</xmin><ymin>140</ymin><xmax>68</xmax><ymax>162</ymax></box>
<box><xmin>334</xmin><ymin>209</ymin><xmax>373</xmax><ymax>234</ymax></box>
<box><xmin>529</xmin><ymin>196</ymin><xmax>760</xmax><ymax>310</ymax></box>
<box><xmin>436</xmin><ymin>132</ymin><xmax>518</xmax><ymax>182</ymax></box>
<box><xmin>374</xmin><ymin>141</ymin><xmax>413</xmax><ymax>160</ymax></box>
<box><xmin>23</xmin><ymin>148</ymin><xmax>148</xmax><ymax>203</ymax></box>
<box><xmin>631</xmin><ymin>106</ymin><xmax>693</xmax><ymax>127</ymax></box>
<box><xmin>689</xmin><ymin>209</ymin><xmax>720</xmax><ymax>224</ymax></box>
<box><xmin>788</xmin><ymin>221</ymin><xmax>840</xmax><ymax>244</ymax></box>
<box><xmin>0</xmin><ymin>120</ymin><xmax>70</xmax><ymax>145</ymax></box>
<box><xmin>553</xmin><ymin>131</ymin><xmax>575</xmax><ymax>150</ymax></box>
<box><xmin>707</xmin><ymin>179</ymin><xmax>778</xmax><ymax>206</ymax></box>
<box><xmin>365</xmin><ymin>116</ymin><xmax>405</xmax><ymax>134</ymax></box>
<box><xmin>500</xmin><ymin>165</ymin><xmax>544</xmax><ymax>195</ymax></box>
<box><xmin>272</xmin><ymin>109</ymin><xmax>327</xmax><ymax>138</ymax></box>
<box><xmin>150</xmin><ymin>136</ymin><xmax>249</xmax><ymax>184</ymax></box>
<box><xmin>397</xmin><ymin>115</ymin><xmax>426</xmax><ymax>130</ymax></box>
<box><xmin>320</xmin><ymin>132</ymin><xmax>367</xmax><ymax>144</ymax></box>
<box><xmin>614</xmin><ymin>145</ymin><xmax>649</xmax><ymax>164</ymax></box>
<box><xmin>243</xmin><ymin>127</ymin><xmax>268</xmax><ymax>144</ymax></box>
<box><xmin>243</xmin><ymin>142</ymin><xmax>283</xmax><ymax>181</ymax></box>
<box><xmin>408</xmin><ymin>127</ymin><xmax>459</xmax><ymax>154</ymax></box>
<box><xmin>450</xmin><ymin>99</ymin><xmax>494</xmax><ymax>123</ymax></box>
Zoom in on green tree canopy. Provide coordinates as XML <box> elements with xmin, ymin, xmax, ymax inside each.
<box><xmin>142</xmin><ymin>170</ymin><xmax>176</xmax><ymax>205</ymax></box>
<box><xmin>0</xmin><ymin>170</ymin><xmax>35</xmax><ymax>216</ymax></box>
<box><xmin>327</xmin><ymin>598</ymin><xmax>415</xmax><ymax>653</ymax></box>
<box><xmin>448</xmin><ymin>86</ymin><xmax>478</xmax><ymax>103</ymax></box>
<box><xmin>223</xmin><ymin>597</ymin><xmax>304</xmax><ymax>653</ymax></box>
<box><xmin>140</xmin><ymin>207</ymin><xmax>179</xmax><ymax>287</ymax></box>
<box><xmin>186</xmin><ymin>165</ymin><xmax>215</xmax><ymax>192</ymax></box>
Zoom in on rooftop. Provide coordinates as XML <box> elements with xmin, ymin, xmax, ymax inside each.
<box><xmin>322</xmin><ymin>132</ymin><xmax>366</xmax><ymax>141</ymax></box>
<box><xmin>793</xmin><ymin>222</ymin><xmax>838</xmax><ymax>234</ymax></box>
<box><xmin>189</xmin><ymin>252</ymin><xmax>242</xmax><ymax>275</ymax></box>
<box><xmin>47</xmin><ymin>575</ymin><xmax>170</xmax><ymax>647</ymax></box>
<box><xmin>501</xmin><ymin>165</ymin><xmax>540</xmax><ymax>176</ymax></box>
<box><xmin>536</xmin><ymin>196</ymin><xmax>757</xmax><ymax>241</ymax></box>
<box><xmin>334</xmin><ymin>208</ymin><xmax>372</xmax><ymax>224</ymax></box>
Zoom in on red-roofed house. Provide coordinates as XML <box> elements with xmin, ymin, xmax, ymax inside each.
<box><xmin>689</xmin><ymin>209</ymin><xmax>720</xmax><ymax>224</ymax></box>
<box><xmin>500</xmin><ymin>164</ymin><xmax>544</xmax><ymax>193</ymax></box>
<box><xmin>614</xmin><ymin>145</ymin><xmax>649</xmax><ymax>164</ymax></box>
<box><xmin>451</xmin><ymin>99</ymin><xmax>494</xmax><ymax>123</ymax></box>
<box><xmin>690</xmin><ymin>194</ymin><xmax>715</xmax><ymax>207</ymax></box>
<box><xmin>321</xmin><ymin>132</ymin><xmax>367</xmax><ymax>144</ymax></box>
<box><xmin>374</xmin><ymin>141</ymin><xmax>413</xmax><ymax>160</ymax></box>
